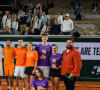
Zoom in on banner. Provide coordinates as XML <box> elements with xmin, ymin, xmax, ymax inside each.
<box><xmin>0</xmin><ymin>41</ymin><xmax>100</xmax><ymax>60</ymax></box>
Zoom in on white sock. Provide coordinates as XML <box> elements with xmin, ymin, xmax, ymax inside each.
<box><xmin>0</xmin><ymin>86</ymin><xmax>1</xmax><ymax>90</ymax></box>
<box><xmin>11</xmin><ymin>87</ymin><xmax>13</xmax><ymax>90</ymax></box>
<box><xmin>8</xmin><ymin>86</ymin><xmax>10</xmax><ymax>89</ymax></box>
<box><xmin>16</xmin><ymin>87</ymin><xmax>18</xmax><ymax>90</ymax></box>
<box><xmin>23</xmin><ymin>88</ymin><xmax>25</xmax><ymax>90</ymax></box>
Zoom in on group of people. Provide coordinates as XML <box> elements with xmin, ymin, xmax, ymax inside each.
<box><xmin>0</xmin><ymin>8</ymin><xmax>74</xmax><ymax>35</ymax></box>
<box><xmin>0</xmin><ymin>33</ymin><xmax>82</xmax><ymax>90</ymax></box>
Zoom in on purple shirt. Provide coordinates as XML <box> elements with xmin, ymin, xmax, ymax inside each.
<box><xmin>31</xmin><ymin>78</ymin><xmax>49</xmax><ymax>90</ymax></box>
<box><xmin>35</xmin><ymin>44</ymin><xmax>52</xmax><ymax>66</ymax></box>
<box><xmin>49</xmin><ymin>53</ymin><xmax>62</xmax><ymax>68</ymax></box>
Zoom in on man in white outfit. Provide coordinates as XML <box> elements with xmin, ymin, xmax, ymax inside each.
<box><xmin>61</xmin><ymin>14</ymin><xmax>74</xmax><ymax>35</ymax></box>
<box><xmin>2</xmin><ymin>11</ymin><xmax>9</xmax><ymax>29</ymax></box>
<box><xmin>0</xmin><ymin>48</ymin><xmax>3</xmax><ymax>90</ymax></box>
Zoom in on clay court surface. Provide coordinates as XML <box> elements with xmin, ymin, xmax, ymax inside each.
<box><xmin>1</xmin><ymin>79</ymin><xmax>100</xmax><ymax>90</ymax></box>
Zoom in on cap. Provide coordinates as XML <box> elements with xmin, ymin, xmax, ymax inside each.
<box><xmin>65</xmin><ymin>14</ymin><xmax>69</xmax><ymax>17</ymax></box>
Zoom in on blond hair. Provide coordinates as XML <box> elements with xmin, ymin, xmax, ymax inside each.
<box><xmin>4</xmin><ymin>26</ymin><xmax>11</xmax><ymax>33</ymax></box>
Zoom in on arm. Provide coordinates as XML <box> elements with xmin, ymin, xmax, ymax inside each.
<box><xmin>0</xmin><ymin>49</ymin><xmax>3</xmax><ymax>62</ymax></box>
<box><xmin>70</xmin><ymin>21</ymin><xmax>74</xmax><ymax>30</ymax></box>
<box><xmin>32</xmin><ymin>61</ymin><xmax>37</xmax><ymax>74</ymax></box>
<box><xmin>39</xmin><ymin>55</ymin><xmax>46</xmax><ymax>59</ymax></box>
<box><xmin>38</xmin><ymin>20</ymin><xmax>41</xmax><ymax>29</ymax></box>
<box><xmin>15</xmin><ymin>22</ymin><xmax>18</xmax><ymax>31</ymax></box>
<box><xmin>61</xmin><ymin>24</ymin><xmax>63</xmax><ymax>33</ymax></box>
<box><xmin>2</xmin><ymin>49</ymin><xmax>4</xmax><ymax>55</ymax></box>
<box><xmin>60</xmin><ymin>16</ymin><xmax>63</xmax><ymax>24</ymax></box>
<box><xmin>70</xmin><ymin>51</ymin><xmax>82</xmax><ymax>77</ymax></box>
<box><xmin>31</xmin><ymin>87</ymin><xmax>35</xmax><ymax>90</ymax></box>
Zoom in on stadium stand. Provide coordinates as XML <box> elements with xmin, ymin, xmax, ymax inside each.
<box><xmin>0</xmin><ymin>0</ymin><xmax>100</xmax><ymax>35</ymax></box>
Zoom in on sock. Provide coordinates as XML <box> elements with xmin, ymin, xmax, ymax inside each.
<box><xmin>8</xmin><ymin>86</ymin><xmax>10</xmax><ymax>89</ymax></box>
<box><xmin>16</xmin><ymin>87</ymin><xmax>18</xmax><ymax>90</ymax></box>
<box><xmin>11</xmin><ymin>87</ymin><xmax>13</xmax><ymax>90</ymax></box>
<box><xmin>0</xmin><ymin>86</ymin><xmax>1</xmax><ymax>90</ymax></box>
<box><xmin>23</xmin><ymin>88</ymin><xmax>25</xmax><ymax>90</ymax></box>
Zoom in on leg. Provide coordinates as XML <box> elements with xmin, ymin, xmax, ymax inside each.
<box><xmin>6</xmin><ymin>76</ymin><xmax>9</xmax><ymax>88</ymax></box>
<box><xmin>54</xmin><ymin>77</ymin><xmax>60</xmax><ymax>90</ymax></box>
<box><xmin>20</xmin><ymin>25</ymin><xmax>23</xmax><ymax>34</ymax></box>
<box><xmin>30</xmin><ymin>75</ymin><xmax>34</xmax><ymax>84</ymax></box>
<box><xmin>64</xmin><ymin>76</ymin><xmax>76</xmax><ymax>90</ymax></box>
<box><xmin>14</xmin><ymin>66</ymin><xmax>20</xmax><ymax>90</ymax></box>
<box><xmin>22</xmin><ymin>78</ymin><xmax>26</xmax><ymax>89</ymax></box>
<box><xmin>9</xmin><ymin>65</ymin><xmax>14</xmax><ymax>90</ymax></box>
<box><xmin>51</xmin><ymin>77</ymin><xmax>55</xmax><ymax>90</ymax></box>
<box><xmin>10</xmin><ymin>76</ymin><xmax>13</xmax><ymax>90</ymax></box>
<box><xmin>79</xmin><ymin>14</ymin><xmax>81</xmax><ymax>21</ymax></box>
<box><xmin>20</xmin><ymin>66</ymin><xmax>26</xmax><ymax>90</ymax></box>
<box><xmin>16</xmin><ymin>76</ymin><xmax>20</xmax><ymax>88</ymax></box>
<box><xmin>26</xmin><ymin>75</ymin><xmax>30</xmax><ymax>90</ymax></box>
<box><xmin>43</xmin><ymin>67</ymin><xmax>50</xmax><ymax>78</ymax></box>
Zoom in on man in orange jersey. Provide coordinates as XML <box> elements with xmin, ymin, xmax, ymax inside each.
<box><xmin>14</xmin><ymin>39</ymin><xmax>27</xmax><ymax>90</ymax></box>
<box><xmin>61</xmin><ymin>38</ymin><xmax>82</xmax><ymax>90</ymax></box>
<box><xmin>3</xmin><ymin>39</ymin><xmax>15</xmax><ymax>90</ymax></box>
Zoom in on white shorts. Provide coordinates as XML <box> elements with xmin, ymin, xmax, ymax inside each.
<box><xmin>38</xmin><ymin>66</ymin><xmax>50</xmax><ymax>78</ymax></box>
<box><xmin>14</xmin><ymin>66</ymin><xmax>26</xmax><ymax>78</ymax></box>
<box><xmin>0</xmin><ymin>61</ymin><xmax>3</xmax><ymax>76</ymax></box>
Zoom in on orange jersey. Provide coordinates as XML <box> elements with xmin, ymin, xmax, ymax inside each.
<box><xmin>3</xmin><ymin>47</ymin><xmax>15</xmax><ymax>65</ymax></box>
<box><xmin>26</xmin><ymin>50</ymin><xmax>38</xmax><ymax>67</ymax></box>
<box><xmin>14</xmin><ymin>47</ymin><xmax>28</xmax><ymax>66</ymax></box>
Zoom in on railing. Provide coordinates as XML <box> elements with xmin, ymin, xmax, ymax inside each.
<box><xmin>74</xmin><ymin>25</ymin><xmax>88</xmax><ymax>35</ymax></box>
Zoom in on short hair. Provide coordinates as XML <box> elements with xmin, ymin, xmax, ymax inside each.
<box><xmin>66</xmin><ymin>38</ymin><xmax>74</xmax><ymax>43</ymax></box>
<box><xmin>27</xmin><ymin>42</ymin><xmax>33</xmax><ymax>46</ymax></box>
<box><xmin>52</xmin><ymin>44</ymin><xmax>58</xmax><ymax>48</ymax></box>
<box><xmin>6</xmin><ymin>39</ymin><xmax>12</xmax><ymax>42</ymax></box>
<box><xmin>42</xmin><ymin>33</ymin><xmax>48</xmax><ymax>37</ymax></box>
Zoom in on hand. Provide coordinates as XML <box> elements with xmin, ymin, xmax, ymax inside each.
<box><xmin>39</xmin><ymin>55</ymin><xmax>46</xmax><ymax>59</ymax></box>
<box><xmin>40</xmin><ymin>88</ymin><xmax>47</xmax><ymax>90</ymax></box>
<box><xmin>32</xmin><ymin>69</ymin><xmax>35</xmax><ymax>74</ymax></box>
<box><xmin>70</xmin><ymin>74</ymin><xmax>74</xmax><ymax>77</ymax></box>
<box><xmin>53</xmin><ymin>65</ymin><xmax>59</xmax><ymax>69</ymax></box>
<box><xmin>55</xmin><ymin>67</ymin><xmax>59</xmax><ymax>70</ymax></box>
<box><xmin>46</xmin><ymin>30</ymin><xmax>49</xmax><ymax>32</ymax></box>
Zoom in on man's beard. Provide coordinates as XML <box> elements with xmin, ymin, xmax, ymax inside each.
<box><xmin>66</xmin><ymin>45</ymin><xmax>73</xmax><ymax>49</ymax></box>
<box><xmin>7</xmin><ymin>44</ymin><xmax>10</xmax><ymax>47</ymax></box>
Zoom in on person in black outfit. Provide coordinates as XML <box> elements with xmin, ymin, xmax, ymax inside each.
<box><xmin>51</xmin><ymin>19</ymin><xmax>61</xmax><ymax>35</ymax></box>
<box><xmin>19</xmin><ymin>12</ymin><xmax>27</xmax><ymax>33</ymax></box>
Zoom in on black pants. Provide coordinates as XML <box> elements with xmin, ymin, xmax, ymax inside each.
<box><xmin>62</xmin><ymin>32</ymin><xmax>71</xmax><ymax>35</ymax></box>
<box><xmin>64</xmin><ymin>76</ymin><xmax>76</xmax><ymax>90</ymax></box>
<box><xmin>75</xmin><ymin>14</ymin><xmax>81</xmax><ymax>21</ymax></box>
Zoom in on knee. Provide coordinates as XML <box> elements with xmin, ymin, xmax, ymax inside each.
<box><xmin>51</xmin><ymin>82</ymin><xmax>55</xmax><ymax>86</ymax></box>
<box><xmin>22</xmin><ymin>78</ymin><xmax>26</xmax><ymax>82</ymax></box>
<box><xmin>55</xmin><ymin>84</ymin><xmax>59</xmax><ymax>87</ymax></box>
<box><xmin>27</xmin><ymin>80</ymin><xmax>30</xmax><ymax>83</ymax></box>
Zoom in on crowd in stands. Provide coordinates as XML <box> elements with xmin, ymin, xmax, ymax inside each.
<box><xmin>0</xmin><ymin>0</ymin><xmax>100</xmax><ymax>35</ymax></box>
<box><xmin>0</xmin><ymin>0</ymin><xmax>75</xmax><ymax>35</ymax></box>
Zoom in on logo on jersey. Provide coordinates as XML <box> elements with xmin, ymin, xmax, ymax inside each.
<box><xmin>31</xmin><ymin>55</ymin><xmax>33</xmax><ymax>57</ymax></box>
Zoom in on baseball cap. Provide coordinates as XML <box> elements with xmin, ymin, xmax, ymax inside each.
<box><xmin>65</xmin><ymin>14</ymin><xmax>69</xmax><ymax>17</ymax></box>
